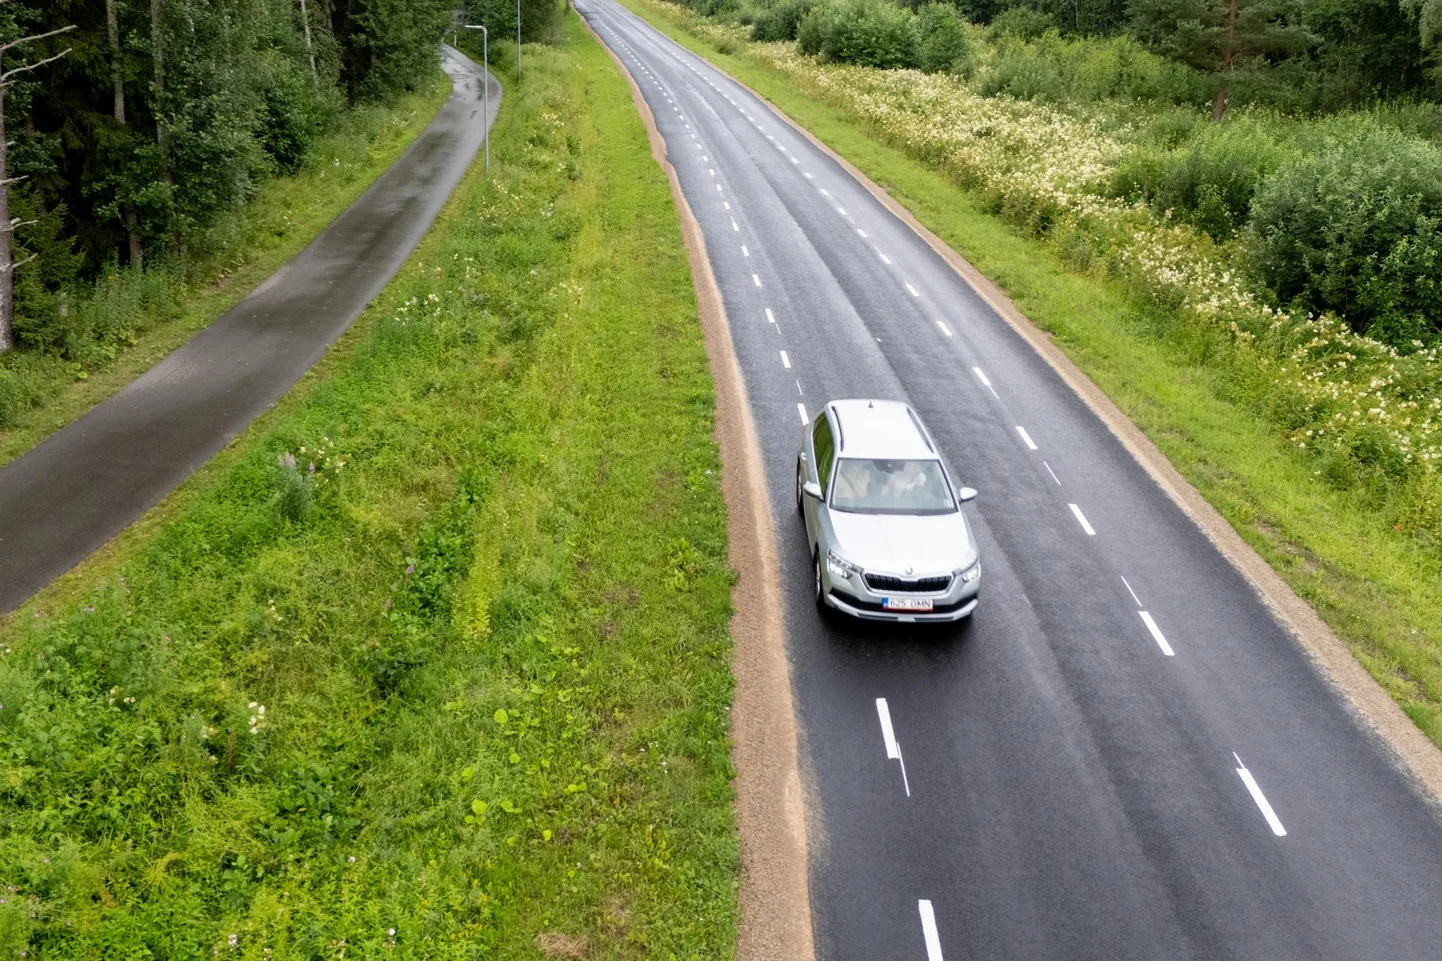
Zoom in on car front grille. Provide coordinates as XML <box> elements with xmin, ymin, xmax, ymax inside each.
<box><xmin>863</xmin><ymin>573</ymin><xmax>953</xmax><ymax>594</ymax></box>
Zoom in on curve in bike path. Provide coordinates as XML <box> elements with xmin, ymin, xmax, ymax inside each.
<box><xmin>0</xmin><ymin>46</ymin><xmax>499</xmax><ymax>613</ymax></box>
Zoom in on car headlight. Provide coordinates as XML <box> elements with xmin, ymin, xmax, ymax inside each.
<box><xmin>955</xmin><ymin>559</ymin><xmax>981</xmax><ymax>583</ymax></box>
<box><xmin>826</xmin><ymin>551</ymin><xmax>861</xmax><ymax>580</ymax></box>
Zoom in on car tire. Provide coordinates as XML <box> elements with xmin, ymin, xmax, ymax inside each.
<box><xmin>813</xmin><ymin>551</ymin><xmax>826</xmax><ymax>614</ymax></box>
<box><xmin>796</xmin><ymin>461</ymin><xmax>804</xmax><ymax>514</ymax></box>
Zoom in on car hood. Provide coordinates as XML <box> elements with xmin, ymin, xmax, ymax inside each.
<box><xmin>829</xmin><ymin>509</ymin><xmax>977</xmax><ymax>576</ymax></box>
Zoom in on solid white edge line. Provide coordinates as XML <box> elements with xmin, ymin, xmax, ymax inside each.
<box><xmin>1121</xmin><ymin>575</ymin><xmax>1142</xmax><ymax>607</ymax></box>
<box><xmin>765</xmin><ymin>308</ymin><xmax>776</xmax><ymax>323</ymax></box>
<box><xmin>1234</xmin><ymin>756</ymin><xmax>1287</xmax><ymax>836</ymax></box>
<box><xmin>780</xmin><ymin>350</ymin><xmax>791</xmax><ymax>369</ymax></box>
<box><xmin>875</xmin><ymin>698</ymin><xmax>900</xmax><ymax>759</ymax></box>
<box><xmin>919</xmin><ymin>901</ymin><xmax>944</xmax><ymax>961</ymax></box>
<box><xmin>797</xmin><ymin>402</ymin><xmax>808</xmax><ymax>425</ymax></box>
<box><xmin>1069</xmin><ymin>503</ymin><xmax>1096</xmax><ymax>536</ymax></box>
<box><xmin>1016</xmin><ymin>425</ymin><xmax>1038</xmax><ymax>450</ymax></box>
<box><xmin>1138</xmin><ymin>611</ymin><xmax>1175</xmax><ymax>656</ymax></box>
<box><xmin>936</xmin><ymin>321</ymin><xmax>953</xmax><ymax>338</ymax></box>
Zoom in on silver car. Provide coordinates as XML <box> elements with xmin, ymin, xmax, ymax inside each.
<box><xmin>796</xmin><ymin>399</ymin><xmax>980</xmax><ymax>622</ymax></box>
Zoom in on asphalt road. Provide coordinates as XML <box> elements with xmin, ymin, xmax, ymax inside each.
<box><xmin>576</xmin><ymin>4</ymin><xmax>1442</xmax><ymax>958</ymax></box>
<box><xmin>0</xmin><ymin>46</ymin><xmax>499</xmax><ymax>614</ymax></box>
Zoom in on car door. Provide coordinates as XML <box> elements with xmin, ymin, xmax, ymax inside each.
<box><xmin>804</xmin><ymin>411</ymin><xmax>836</xmax><ymax>552</ymax></box>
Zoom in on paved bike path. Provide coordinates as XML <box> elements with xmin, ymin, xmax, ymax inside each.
<box><xmin>0</xmin><ymin>46</ymin><xmax>499</xmax><ymax>612</ymax></box>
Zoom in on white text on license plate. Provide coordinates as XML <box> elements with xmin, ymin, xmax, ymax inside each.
<box><xmin>883</xmin><ymin>596</ymin><xmax>933</xmax><ymax>612</ymax></box>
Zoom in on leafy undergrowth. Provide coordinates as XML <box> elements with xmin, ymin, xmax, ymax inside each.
<box><xmin>0</xmin><ymin>72</ymin><xmax>452</xmax><ymax>469</ymax></box>
<box><xmin>618</xmin><ymin>0</ymin><xmax>1442</xmax><ymax>747</ymax></box>
<box><xmin>0</xmin><ymin>16</ymin><xmax>737</xmax><ymax>959</ymax></box>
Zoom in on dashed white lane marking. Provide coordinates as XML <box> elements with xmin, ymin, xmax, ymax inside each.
<box><xmin>790</xmin><ymin>156</ymin><xmax>800</xmax><ymax>164</ymax></box>
<box><xmin>1069</xmin><ymin>503</ymin><xmax>1096</xmax><ymax>536</ymax></box>
<box><xmin>972</xmin><ymin>366</ymin><xmax>1000</xmax><ymax>398</ymax></box>
<box><xmin>1234</xmin><ymin>753</ymin><xmax>1287</xmax><ymax>837</ymax></box>
<box><xmin>803</xmin><ymin>171</ymin><xmax>813</xmax><ymax>179</ymax></box>
<box><xmin>1044</xmin><ymin>461</ymin><xmax>1061</xmax><ymax>485</ymax></box>
<box><xmin>702</xmin><ymin>155</ymin><xmax>708</xmax><ymax>161</ymax></box>
<box><xmin>796</xmin><ymin>379</ymin><xmax>804</xmax><ymax>396</ymax></box>
<box><xmin>732</xmin><ymin>220</ymin><xmax>739</xmax><ymax>231</ymax></box>
<box><xmin>723</xmin><ymin>201</ymin><xmax>730</xmax><ymax>210</ymax></box>
<box><xmin>906</xmin><ymin>283</ymin><xmax>920</xmax><ymax>297</ymax></box>
<box><xmin>780</xmin><ymin>350</ymin><xmax>791</xmax><ymax>369</ymax></box>
<box><xmin>797</xmin><ymin>402</ymin><xmax>808</xmax><ymax>424</ymax></box>
<box><xmin>752</xmin><ymin>274</ymin><xmax>762</xmax><ymax>287</ymax></box>
<box><xmin>742</xmin><ymin>245</ymin><xmax>750</xmax><ymax>257</ymax></box>
<box><xmin>715</xmin><ymin>184</ymin><xmax>722</xmax><ymax>192</ymax></box>
<box><xmin>1139</xmin><ymin>611</ymin><xmax>1175</xmax><ymax>656</ymax></box>
<box><xmin>919</xmin><ymin>901</ymin><xmax>945</xmax><ymax>961</ymax></box>
<box><xmin>875</xmin><ymin>246</ymin><xmax>892</xmax><ymax>265</ymax></box>
<box><xmin>875</xmin><ymin>698</ymin><xmax>912</xmax><ymax>796</ymax></box>
<box><xmin>936</xmin><ymin>321</ymin><xmax>953</xmax><ymax>338</ymax></box>
<box><xmin>819</xmin><ymin>188</ymin><xmax>832</xmax><ymax>197</ymax></box>
<box><xmin>1121</xmin><ymin>575</ymin><xmax>1142</xmax><ymax>607</ymax></box>
<box><xmin>836</xmin><ymin>206</ymin><xmax>848</xmax><ymax>216</ymax></box>
<box><xmin>765</xmin><ymin>308</ymin><xmax>776</xmax><ymax>324</ymax></box>
<box><xmin>1016</xmin><ymin>426</ymin><xmax>1037</xmax><ymax>450</ymax></box>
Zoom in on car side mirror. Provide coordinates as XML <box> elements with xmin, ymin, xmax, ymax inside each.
<box><xmin>802</xmin><ymin>481</ymin><xmax>823</xmax><ymax>501</ymax></box>
<box><xmin>958</xmin><ymin>486</ymin><xmax>978</xmax><ymax>502</ymax></box>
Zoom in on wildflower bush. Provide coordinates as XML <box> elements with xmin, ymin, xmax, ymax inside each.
<box><xmin>0</xmin><ymin>17</ymin><xmax>737</xmax><ymax>957</ymax></box>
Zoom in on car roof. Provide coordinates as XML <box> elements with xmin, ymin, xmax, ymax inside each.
<box><xmin>826</xmin><ymin>399</ymin><xmax>937</xmax><ymax>460</ymax></box>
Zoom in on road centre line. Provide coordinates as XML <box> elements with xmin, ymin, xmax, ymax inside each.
<box><xmin>875</xmin><ymin>698</ymin><xmax>911</xmax><ymax>797</ymax></box>
<box><xmin>804</xmin><ymin>171</ymin><xmax>814</xmax><ymax>179</ymax></box>
<box><xmin>797</xmin><ymin>402</ymin><xmax>808</xmax><ymax>424</ymax></box>
<box><xmin>919</xmin><ymin>901</ymin><xmax>945</xmax><ymax>961</ymax></box>
<box><xmin>857</xmin><ymin>228</ymin><xmax>868</xmax><ymax>237</ymax></box>
<box><xmin>766</xmin><ymin>308</ymin><xmax>776</xmax><ymax>323</ymax></box>
<box><xmin>875</xmin><ymin>246</ymin><xmax>891</xmax><ymax>264</ymax></box>
<box><xmin>1138</xmin><ymin>611</ymin><xmax>1175</xmax><ymax>656</ymax></box>
<box><xmin>742</xmin><ymin>245</ymin><xmax>750</xmax><ymax>257</ymax></box>
<box><xmin>753</xmin><ymin>274</ymin><xmax>762</xmax><ymax>287</ymax></box>
<box><xmin>936</xmin><ymin>321</ymin><xmax>953</xmax><ymax>338</ymax></box>
<box><xmin>1069</xmin><ymin>503</ymin><xmax>1096</xmax><ymax>536</ymax></box>
<box><xmin>1121</xmin><ymin>575</ymin><xmax>1142</xmax><ymax>607</ymax></box>
<box><xmin>796</xmin><ymin>379</ymin><xmax>804</xmax><ymax>395</ymax></box>
<box><xmin>837</xmin><ymin>206</ymin><xmax>848</xmax><ymax>216</ymax></box>
<box><xmin>1234</xmin><ymin>754</ymin><xmax>1287</xmax><ymax>837</ymax></box>
<box><xmin>972</xmin><ymin>366</ymin><xmax>1000</xmax><ymax>399</ymax></box>
<box><xmin>906</xmin><ymin>283</ymin><xmax>920</xmax><ymax>297</ymax></box>
<box><xmin>723</xmin><ymin>201</ymin><xmax>730</xmax><ymax>209</ymax></box>
<box><xmin>780</xmin><ymin>350</ymin><xmax>791</xmax><ymax>369</ymax></box>
<box><xmin>1016</xmin><ymin>425</ymin><xmax>1038</xmax><ymax>450</ymax></box>
<box><xmin>1044</xmin><ymin>461</ymin><xmax>1061</xmax><ymax>485</ymax></box>
<box><xmin>732</xmin><ymin>220</ymin><xmax>739</xmax><ymax>231</ymax></box>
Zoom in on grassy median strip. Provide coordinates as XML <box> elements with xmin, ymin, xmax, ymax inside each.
<box><xmin>0</xmin><ymin>74</ymin><xmax>451</xmax><ymax>470</ymax></box>
<box><xmin>0</xmin><ymin>16</ymin><xmax>738</xmax><ymax>959</ymax></box>
<box><xmin>618</xmin><ymin>0</ymin><xmax>1442</xmax><ymax>746</ymax></box>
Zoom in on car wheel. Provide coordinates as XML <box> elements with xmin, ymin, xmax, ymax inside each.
<box><xmin>795</xmin><ymin>462</ymin><xmax>804</xmax><ymax>514</ymax></box>
<box><xmin>813</xmin><ymin>551</ymin><xmax>826</xmax><ymax>613</ymax></box>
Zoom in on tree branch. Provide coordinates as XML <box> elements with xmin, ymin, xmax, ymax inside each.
<box><xmin>1</xmin><ymin>45</ymin><xmax>75</xmax><ymax>84</ymax></box>
<box><xmin>0</xmin><ymin>253</ymin><xmax>39</xmax><ymax>273</ymax></box>
<box><xmin>0</xmin><ymin>24</ymin><xmax>77</xmax><ymax>56</ymax></box>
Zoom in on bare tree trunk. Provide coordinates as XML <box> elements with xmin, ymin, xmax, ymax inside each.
<box><xmin>298</xmin><ymin>0</ymin><xmax>318</xmax><ymax>83</ymax></box>
<box><xmin>0</xmin><ymin>61</ymin><xmax>12</xmax><ymax>353</ymax></box>
<box><xmin>1213</xmin><ymin>0</ymin><xmax>1238</xmax><ymax>121</ymax></box>
<box><xmin>109</xmin><ymin>0</ymin><xmax>144</xmax><ymax>267</ymax></box>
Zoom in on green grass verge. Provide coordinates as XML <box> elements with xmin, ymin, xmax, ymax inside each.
<box><xmin>618</xmin><ymin>0</ymin><xmax>1442</xmax><ymax>746</ymax></box>
<box><xmin>0</xmin><ymin>73</ymin><xmax>452</xmax><ymax>470</ymax></box>
<box><xmin>0</xmin><ymin>16</ymin><xmax>738</xmax><ymax>958</ymax></box>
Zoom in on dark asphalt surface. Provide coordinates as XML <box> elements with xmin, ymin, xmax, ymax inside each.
<box><xmin>0</xmin><ymin>46</ymin><xmax>499</xmax><ymax>614</ymax></box>
<box><xmin>576</xmin><ymin>3</ymin><xmax>1442</xmax><ymax>958</ymax></box>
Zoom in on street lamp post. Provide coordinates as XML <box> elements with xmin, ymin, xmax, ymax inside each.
<box><xmin>464</xmin><ymin>24</ymin><xmax>489</xmax><ymax>175</ymax></box>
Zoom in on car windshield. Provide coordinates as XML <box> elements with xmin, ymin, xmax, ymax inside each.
<box><xmin>830</xmin><ymin>458</ymin><xmax>956</xmax><ymax>515</ymax></box>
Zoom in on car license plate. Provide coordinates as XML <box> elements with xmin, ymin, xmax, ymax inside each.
<box><xmin>883</xmin><ymin>596</ymin><xmax>933</xmax><ymax>612</ymax></box>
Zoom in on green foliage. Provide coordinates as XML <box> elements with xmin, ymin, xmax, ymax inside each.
<box><xmin>917</xmin><ymin>4</ymin><xmax>978</xmax><ymax>73</ymax></box>
<box><xmin>980</xmin><ymin>29</ymin><xmax>1200</xmax><ymax>101</ymax></box>
<box><xmin>988</xmin><ymin>5</ymin><xmax>1056</xmax><ymax>39</ymax></box>
<box><xmin>0</xmin><ymin>18</ymin><xmax>739</xmax><ymax>955</ymax></box>
<box><xmin>798</xmin><ymin>0</ymin><xmax>919</xmax><ymax>67</ymax></box>
<box><xmin>751</xmin><ymin>0</ymin><xmax>821</xmax><ymax>41</ymax></box>
<box><xmin>1113</xmin><ymin>118</ymin><xmax>1290</xmax><ymax>237</ymax></box>
<box><xmin>1251</xmin><ymin>128</ymin><xmax>1442</xmax><ymax>343</ymax></box>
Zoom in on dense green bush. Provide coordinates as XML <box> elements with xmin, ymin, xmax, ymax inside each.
<box><xmin>1251</xmin><ymin>128</ymin><xmax>1442</xmax><ymax>344</ymax></box>
<box><xmin>917</xmin><ymin>4</ymin><xmax>977</xmax><ymax>74</ymax></box>
<box><xmin>751</xmin><ymin>0</ymin><xmax>821</xmax><ymax>41</ymax></box>
<box><xmin>798</xmin><ymin>0</ymin><xmax>919</xmax><ymax>68</ymax></box>
<box><xmin>979</xmin><ymin>30</ymin><xmax>1202</xmax><ymax>102</ymax></box>
<box><xmin>987</xmin><ymin>5</ymin><xmax>1055</xmax><ymax>40</ymax></box>
<box><xmin>1113</xmin><ymin>118</ymin><xmax>1291</xmax><ymax>238</ymax></box>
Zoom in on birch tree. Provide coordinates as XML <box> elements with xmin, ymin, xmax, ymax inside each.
<box><xmin>0</xmin><ymin>9</ymin><xmax>74</xmax><ymax>353</ymax></box>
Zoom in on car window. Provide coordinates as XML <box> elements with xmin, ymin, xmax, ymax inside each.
<box><xmin>830</xmin><ymin>458</ymin><xmax>956</xmax><ymax>515</ymax></box>
<box><xmin>813</xmin><ymin>414</ymin><xmax>836</xmax><ymax>495</ymax></box>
